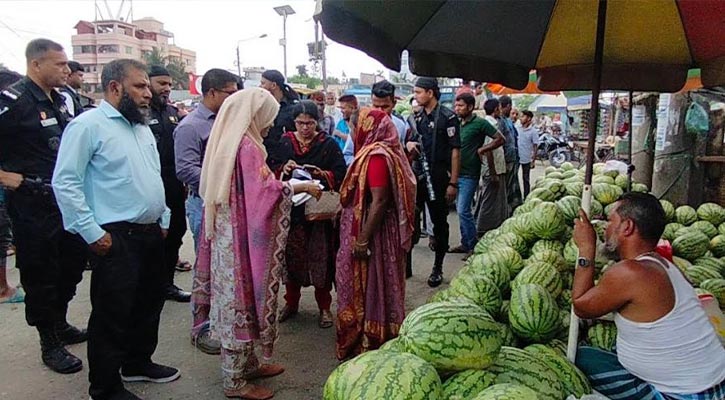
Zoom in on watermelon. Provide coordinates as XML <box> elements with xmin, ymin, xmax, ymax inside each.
<box><xmin>593</xmin><ymin>175</ymin><xmax>615</xmax><ymax>185</ymax></box>
<box><xmin>399</xmin><ymin>302</ymin><xmax>503</xmax><ymax>372</ymax></box>
<box><xmin>464</xmin><ymin>252</ymin><xmax>514</xmax><ymax>292</ymax></box>
<box><xmin>546</xmin><ymin>172</ymin><xmax>564</xmax><ymax>180</ymax></box>
<box><xmin>602</xmin><ymin>168</ymin><xmax>619</xmax><ymax>178</ymax></box>
<box><xmin>692</xmin><ymin>221</ymin><xmax>719</xmax><ymax>239</ymax></box>
<box><xmin>428</xmin><ymin>289</ymin><xmax>454</xmax><ymax>304</ymax></box>
<box><xmin>560</xmin><ymin>162</ymin><xmax>575</xmax><ymax>171</ymax></box>
<box><xmin>514</xmin><ymin>199</ymin><xmax>541</xmax><ymax>216</ymax></box>
<box><xmin>528</xmin><ymin>249</ymin><xmax>568</xmax><ymax>272</ymax></box>
<box><xmin>524</xmin><ymin>344</ymin><xmax>592</xmax><ymax>397</ymax></box>
<box><xmin>489</xmin><ymin>346</ymin><xmax>565</xmax><ymax>400</ymax></box>
<box><xmin>700</xmin><ymin>279</ymin><xmax>725</xmax><ymax>308</ymax></box>
<box><xmin>322</xmin><ymin>350</ymin><xmax>442</xmax><ymax>400</ymax></box>
<box><xmin>676</xmin><ymin>205</ymin><xmax>698</xmax><ymax>226</ymax></box>
<box><xmin>530</xmin><ymin>202</ymin><xmax>567</xmax><ymax>240</ymax></box>
<box><xmin>698</xmin><ymin>203</ymin><xmax>725</xmax><ymax>226</ymax></box>
<box><xmin>543</xmin><ymin>180</ymin><xmax>565</xmax><ymax>198</ymax></box>
<box><xmin>449</xmin><ymin>275</ymin><xmax>503</xmax><ymax>317</ymax></box>
<box><xmin>496</xmin><ymin>232</ymin><xmax>528</xmax><ymax>257</ymax></box>
<box><xmin>472</xmin><ymin>384</ymin><xmax>538</xmax><ymax>400</ymax></box>
<box><xmin>442</xmin><ymin>370</ymin><xmax>497</xmax><ymax>400</ymax></box>
<box><xmin>379</xmin><ymin>337</ymin><xmax>407</xmax><ymax>352</ymax></box>
<box><xmin>632</xmin><ymin>183</ymin><xmax>649</xmax><ymax>193</ymax></box>
<box><xmin>511</xmin><ymin>213</ymin><xmax>539</xmax><ymax>243</ymax></box>
<box><xmin>556</xmin><ymin>196</ymin><xmax>582</xmax><ymax>224</ymax></box>
<box><xmin>675</xmin><ymin>226</ymin><xmax>696</xmax><ymax>238</ymax></box>
<box><xmin>693</xmin><ymin>257</ymin><xmax>725</xmax><ymax>277</ymax></box>
<box><xmin>660</xmin><ymin>200</ymin><xmax>676</xmax><ymax>222</ymax></box>
<box><xmin>496</xmin><ymin>322</ymin><xmax>519</xmax><ymax>348</ymax></box>
<box><xmin>720</xmin><ymin>223</ymin><xmax>725</xmax><ymax>236</ymax></box>
<box><xmin>592</xmin><ymin>183</ymin><xmax>623</xmax><ymax>206</ymax></box>
<box><xmin>710</xmin><ymin>235</ymin><xmax>725</xmax><ymax>258</ymax></box>
<box><xmin>565</xmin><ymin>181</ymin><xmax>584</xmax><ymax>197</ymax></box>
<box><xmin>558</xmin><ymin>288</ymin><xmax>572</xmax><ymax>308</ymax></box>
<box><xmin>531</xmin><ymin>239</ymin><xmax>565</xmax><ymax>255</ymax></box>
<box><xmin>512</xmin><ymin>263</ymin><xmax>563</xmax><ymax>299</ymax></box>
<box><xmin>547</xmin><ymin>338</ymin><xmax>568</xmax><ymax>357</ymax></box>
<box><xmin>498</xmin><ymin>300</ymin><xmax>510</xmax><ymax>323</ymax></box>
<box><xmin>509</xmin><ymin>284</ymin><xmax>561</xmax><ymax>343</ymax></box>
<box><xmin>672</xmin><ymin>231</ymin><xmax>710</xmax><ymax>261</ymax></box>
<box><xmin>544</xmin><ymin>166</ymin><xmax>557</xmax><ymax>175</ymax></box>
<box><xmin>587</xmin><ymin>321</ymin><xmax>617</xmax><ymax>352</ymax></box>
<box><xmin>662</xmin><ymin>222</ymin><xmax>684</xmax><ymax>241</ymax></box>
<box><xmin>592</xmin><ymin>163</ymin><xmax>606</xmax><ymax>174</ymax></box>
<box><xmin>614</xmin><ymin>174</ymin><xmax>629</xmax><ymax>189</ymax></box>
<box><xmin>563</xmin><ymin>239</ymin><xmax>578</xmax><ymax>265</ymax></box>
<box><xmin>672</xmin><ymin>256</ymin><xmax>693</xmax><ymax>273</ymax></box>
<box><xmin>590</xmin><ymin>199</ymin><xmax>604</xmax><ymax>218</ymax></box>
<box><xmin>696</xmin><ymin>288</ymin><xmax>714</xmax><ymax>297</ymax></box>
<box><xmin>562</xmin><ymin>170</ymin><xmax>578</xmax><ymax>180</ymax></box>
<box><xmin>526</xmin><ymin>188</ymin><xmax>557</xmax><ymax>202</ymax></box>
<box><xmin>686</xmin><ymin>265</ymin><xmax>722</xmax><ymax>287</ymax></box>
<box><xmin>591</xmin><ymin>220</ymin><xmax>609</xmax><ymax>242</ymax></box>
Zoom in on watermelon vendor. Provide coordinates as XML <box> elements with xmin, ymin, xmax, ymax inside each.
<box><xmin>571</xmin><ymin>192</ymin><xmax>725</xmax><ymax>399</ymax></box>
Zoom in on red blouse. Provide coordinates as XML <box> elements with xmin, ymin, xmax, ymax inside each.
<box><xmin>366</xmin><ymin>155</ymin><xmax>390</xmax><ymax>188</ymax></box>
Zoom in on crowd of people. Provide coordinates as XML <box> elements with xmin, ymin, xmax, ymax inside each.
<box><xmin>2</xmin><ymin>37</ymin><xmax>724</xmax><ymax>400</ymax></box>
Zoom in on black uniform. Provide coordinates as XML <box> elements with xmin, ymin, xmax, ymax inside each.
<box><xmin>0</xmin><ymin>78</ymin><xmax>87</xmax><ymax>329</ymax></box>
<box><xmin>264</xmin><ymin>97</ymin><xmax>298</xmax><ymax>171</ymax></box>
<box><xmin>58</xmin><ymin>85</ymin><xmax>83</xmax><ymax>118</ymax></box>
<box><xmin>413</xmin><ymin>103</ymin><xmax>460</xmax><ymax>270</ymax></box>
<box><xmin>148</xmin><ymin>102</ymin><xmax>187</xmax><ymax>294</ymax></box>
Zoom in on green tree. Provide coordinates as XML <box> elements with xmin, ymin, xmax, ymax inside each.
<box><xmin>296</xmin><ymin>64</ymin><xmax>308</xmax><ymax>77</ymax></box>
<box><xmin>143</xmin><ymin>47</ymin><xmax>166</xmax><ymax>66</ymax></box>
<box><xmin>289</xmin><ymin>75</ymin><xmax>322</xmax><ymax>89</ymax></box>
<box><xmin>166</xmin><ymin>59</ymin><xmax>189</xmax><ymax>90</ymax></box>
<box><xmin>515</xmin><ymin>94</ymin><xmax>537</xmax><ymax>111</ymax></box>
<box><xmin>326</xmin><ymin>76</ymin><xmax>340</xmax><ymax>85</ymax></box>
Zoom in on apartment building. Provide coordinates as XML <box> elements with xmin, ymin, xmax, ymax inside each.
<box><xmin>71</xmin><ymin>17</ymin><xmax>196</xmax><ymax>93</ymax></box>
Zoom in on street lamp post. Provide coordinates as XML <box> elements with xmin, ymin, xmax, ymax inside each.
<box><xmin>274</xmin><ymin>5</ymin><xmax>296</xmax><ymax>78</ymax></box>
<box><xmin>236</xmin><ymin>34</ymin><xmax>268</xmax><ymax>77</ymax></box>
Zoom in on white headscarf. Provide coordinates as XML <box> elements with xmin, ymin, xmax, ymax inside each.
<box><xmin>199</xmin><ymin>87</ymin><xmax>280</xmax><ymax>237</ymax></box>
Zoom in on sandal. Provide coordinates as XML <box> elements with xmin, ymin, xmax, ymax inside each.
<box><xmin>224</xmin><ymin>384</ymin><xmax>274</xmax><ymax>400</ymax></box>
<box><xmin>278</xmin><ymin>305</ymin><xmax>298</xmax><ymax>322</ymax></box>
<box><xmin>243</xmin><ymin>364</ymin><xmax>285</xmax><ymax>380</ymax></box>
<box><xmin>0</xmin><ymin>287</ymin><xmax>25</xmax><ymax>304</ymax></box>
<box><xmin>448</xmin><ymin>244</ymin><xmax>468</xmax><ymax>254</ymax></box>
<box><xmin>175</xmin><ymin>260</ymin><xmax>193</xmax><ymax>272</ymax></box>
<box><xmin>319</xmin><ymin>310</ymin><xmax>333</xmax><ymax>329</ymax></box>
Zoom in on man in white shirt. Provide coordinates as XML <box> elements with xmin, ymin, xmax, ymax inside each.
<box><xmin>516</xmin><ymin>110</ymin><xmax>540</xmax><ymax>197</ymax></box>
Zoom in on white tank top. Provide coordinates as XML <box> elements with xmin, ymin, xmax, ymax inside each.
<box><xmin>614</xmin><ymin>254</ymin><xmax>725</xmax><ymax>394</ymax></box>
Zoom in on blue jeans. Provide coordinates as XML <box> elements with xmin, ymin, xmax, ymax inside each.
<box><xmin>456</xmin><ymin>176</ymin><xmax>479</xmax><ymax>252</ymax></box>
<box><xmin>186</xmin><ymin>195</ymin><xmax>203</xmax><ymax>254</ymax></box>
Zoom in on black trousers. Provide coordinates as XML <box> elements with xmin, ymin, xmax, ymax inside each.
<box><xmin>88</xmin><ymin>222</ymin><xmax>165</xmax><ymax>399</ymax></box>
<box><xmin>5</xmin><ymin>189</ymin><xmax>86</xmax><ymax>327</ymax></box>
<box><xmin>414</xmin><ymin>169</ymin><xmax>450</xmax><ymax>269</ymax></box>
<box><xmin>520</xmin><ymin>162</ymin><xmax>533</xmax><ymax>198</ymax></box>
<box><xmin>162</xmin><ymin>174</ymin><xmax>187</xmax><ymax>289</ymax></box>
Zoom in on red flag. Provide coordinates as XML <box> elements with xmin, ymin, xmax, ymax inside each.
<box><xmin>189</xmin><ymin>73</ymin><xmax>201</xmax><ymax>96</ymax></box>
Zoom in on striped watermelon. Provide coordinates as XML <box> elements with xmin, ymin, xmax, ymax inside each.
<box><xmin>399</xmin><ymin>302</ymin><xmax>503</xmax><ymax>372</ymax></box>
<box><xmin>710</xmin><ymin>235</ymin><xmax>725</xmax><ymax>258</ymax></box>
<box><xmin>489</xmin><ymin>346</ymin><xmax>566</xmax><ymax>400</ymax></box>
<box><xmin>531</xmin><ymin>239</ymin><xmax>565</xmax><ymax>255</ymax></box>
<box><xmin>561</xmin><ymin>162</ymin><xmax>575</xmax><ymax>171</ymax></box>
<box><xmin>720</xmin><ymin>223</ymin><xmax>725</xmax><ymax>236</ymax></box>
<box><xmin>378</xmin><ymin>337</ymin><xmax>407</xmax><ymax>352</ymax></box>
<box><xmin>543</xmin><ymin>180</ymin><xmax>565</xmax><ymax>197</ymax></box>
<box><xmin>322</xmin><ymin>350</ymin><xmax>442</xmax><ymax>400</ymax></box>
<box><xmin>566</xmin><ymin>181</ymin><xmax>584</xmax><ymax>197</ymax></box>
<box><xmin>676</xmin><ymin>205</ymin><xmax>698</xmax><ymax>226</ymax></box>
<box><xmin>692</xmin><ymin>221</ymin><xmax>719</xmax><ymax>239</ymax></box>
<box><xmin>662</xmin><ymin>222</ymin><xmax>684</xmax><ymax>241</ymax></box>
<box><xmin>472</xmin><ymin>384</ymin><xmax>538</xmax><ymax>400</ymax></box>
<box><xmin>496</xmin><ymin>232</ymin><xmax>528</xmax><ymax>257</ymax></box>
<box><xmin>614</xmin><ymin>174</ymin><xmax>629</xmax><ymax>189</ymax></box>
<box><xmin>592</xmin><ymin>163</ymin><xmax>607</xmax><ymax>174</ymax></box>
<box><xmin>593</xmin><ymin>175</ymin><xmax>615</xmax><ymax>185</ymax></box>
<box><xmin>514</xmin><ymin>199</ymin><xmax>541</xmax><ymax>216</ymax></box>
<box><xmin>660</xmin><ymin>200</ymin><xmax>676</xmax><ymax>222</ymax></box>
<box><xmin>547</xmin><ymin>172</ymin><xmax>564</xmax><ymax>180</ymax></box>
<box><xmin>558</xmin><ymin>289</ymin><xmax>572</xmax><ymax>309</ymax></box>
<box><xmin>442</xmin><ymin>370</ymin><xmax>496</xmax><ymax>400</ymax></box>
<box><xmin>524</xmin><ymin>344</ymin><xmax>592</xmax><ymax>397</ymax></box>
<box><xmin>530</xmin><ymin>202</ymin><xmax>567</xmax><ymax>240</ymax></box>
<box><xmin>693</xmin><ymin>257</ymin><xmax>725</xmax><ymax>277</ymax></box>
<box><xmin>512</xmin><ymin>263</ymin><xmax>563</xmax><ymax>299</ymax></box>
<box><xmin>563</xmin><ymin>239</ymin><xmax>578</xmax><ymax>265</ymax></box>
<box><xmin>449</xmin><ymin>275</ymin><xmax>503</xmax><ymax>317</ymax></box>
<box><xmin>587</xmin><ymin>321</ymin><xmax>617</xmax><ymax>352</ymax></box>
<box><xmin>562</xmin><ymin>170</ymin><xmax>578</xmax><ymax>180</ymax></box>
<box><xmin>556</xmin><ymin>195</ymin><xmax>582</xmax><ymax>224</ymax></box>
<box><xmin>498</xmin><ymin>300</ymin><xmax>510</xmax><ymax>323</ymax></box>
<box><xmin>672</xmin><ymin>231</ymin><xmax>710</xmax><ymax>261</ymax></box>
<box><xmin>686</xmin><ymin>265</ymin><xmax>722</xmax><ymax>287</ymax></box>
<box><xmin>672</xmin><ymin>256</ymin><xmax>693</xmax><ymax>273</ymax></box>
<box><xmin>544</xmin><ymin>166</ymin><xmax>558</xmax><ymax>175</ymax></box>
<box><xmin>561</xmin><ymin>271</ymin><xmax>573</xmax><ymax>288</ymax></box>
<box><xmin>547</xmin><ymin>338</ymin><xmax>568</xmax><ymax>357</ymax></box>
<box><xmin>529</xmin><ymin>249</ymin><xmax>568</xmax><ymax>272</ymax></box>
<box><xmin>604</xmin><ymin>203</ymin><xmax>617</xmax><ymax>218</ymax></box>
<box><xmin>590</xmin><ymin>199</ymin><xmax>604</xmax><ymax>218</ymax></box>
<box><xmin>632</xmin><ymin>183</ymin><xmax>649</xmax><ymax>193</ymax></box>
<box><xmin>496</xmin><ymin>322</ymin><xmax>519</xmax><ymax>348</ymax></box>
<box><xmin>509</xmin><ymin>284</ymin><xmax>561</xmax><ymax>343</ymax></box>
<box><xmin>591</xmin><ymin>219</ymin><xmax>609</xmax><ymax>242</ymax></box>
<box><xmin>511</xmin><ymin>213</ymin><xmax>539</xmax><ymax>243</ymax></box>
<box><xmin>700</xmin><ymin>279</ymin><xmax>725</xmax><ymax>308</ymax></box>
<box><xmin>526</xmin><ymin>187</ymin><xmax>557</xmax><ymax>202</ymax></box>
<box><xmin>464</xmin><ymin>253</ymin><xmax>514</xmax><ymax>293</ymax></box>
<box><xmin>698</xmin><ymin>203</ymin><xmax>725</xmax><ymax>226</ymax></box>
<box><xmin>592</xmin><ymin>183</ymin><xmax>623</xmax><ymax>206</ymax></box>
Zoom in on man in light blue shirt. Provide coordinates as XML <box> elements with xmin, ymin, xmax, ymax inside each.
<box><xmin>52</xmin><ymin>59</ymin><xmax>179</xmax><ymax>400</ymax></box>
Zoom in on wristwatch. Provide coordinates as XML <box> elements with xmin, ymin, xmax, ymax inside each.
<box><xmin>577</xmin><ymin>257</ymin><xmax>591</xmax><ymax>268</ymax></box>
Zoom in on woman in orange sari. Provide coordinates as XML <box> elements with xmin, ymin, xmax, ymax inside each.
<box><xmin>335</xmin><ymin>108</ymin><xmax>417</xmax><ymax>360</ymax></box>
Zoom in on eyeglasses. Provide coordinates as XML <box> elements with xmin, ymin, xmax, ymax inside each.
<box><xmin>214</xmin><ymin>88</ymin><xmax>237</xmax><ymax>96</ymax></box>
<box><xmin>294</xmin><ymin>120</ymin><xmax>317</xmax><ymax>127</ymax></box>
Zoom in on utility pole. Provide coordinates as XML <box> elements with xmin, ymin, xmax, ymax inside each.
<box><xmin>235</xmin><ymin>34</ymin><xmax>267</xmax><ymax>79</ymax></box>
<box><xmin>274</xmin><ymin>5</ymin><xmax>295</xmax><ymax>77</ymax></box>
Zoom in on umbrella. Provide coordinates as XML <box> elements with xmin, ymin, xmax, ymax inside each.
<box><xmin>319</xmin><ymin>0</ymin><xmax>725</xmax><ymax>361</ymax></box>
<box><xmin>486</xmin><ymin>71</ymin><xmax>560</xmax><ymax>95</ymax></box>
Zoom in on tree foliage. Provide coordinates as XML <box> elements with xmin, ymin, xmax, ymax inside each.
<box><xmin>289</xmin><ymin>75</ymin><xmax>322</xmax><ymax>89</ymax></box>
<box><xmin>143</xmin><ymin>47</ymin><xmax>188</xmax><ymax>90</ymax></box>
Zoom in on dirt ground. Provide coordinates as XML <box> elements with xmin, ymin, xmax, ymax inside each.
<box><xmin>0</xmin><ymin>168</ymin><xmax>544</xmax><ymax>400</ymax></box>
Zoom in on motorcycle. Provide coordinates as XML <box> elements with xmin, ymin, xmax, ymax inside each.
<box><xmin>536</xmin><ymin>132</ymin><xmax>573</xmax><ymax>168</ymax></box>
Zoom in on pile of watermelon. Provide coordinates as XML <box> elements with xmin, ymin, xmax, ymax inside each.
<box><xmin>324</xmin><ymin>162</ymin><xmax>725</xmax><ymax>399</ymax></box>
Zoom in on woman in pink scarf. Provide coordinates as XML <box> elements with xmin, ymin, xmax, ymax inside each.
<box><xmin>335</xmin><ymin>108</ymin><xmax>417</xmax><ymax>360</ymax></box>
<box><xmin>191</xmin><ymin>88</ymin><xmax>321</xmax><ymax>400</ymax></box>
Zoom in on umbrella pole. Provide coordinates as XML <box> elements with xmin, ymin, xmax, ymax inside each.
<box><xmin>567</xmin><ymin>0</ymin><xmax>608</xmax><ymax>363</ymax></box>
<box><xmin>627</xmin><ymin>90</ymin><xmax>634</xmax><ymax>192</ymax></box>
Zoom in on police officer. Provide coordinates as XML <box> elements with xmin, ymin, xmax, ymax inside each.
<box><xmin>147</xmin><ymin>65</ymin><xmax>191</xmax><ymax>303</ymax></box>
<box><xmin>405</xmin><ymin>77</ymin><xmax>461</xmax><ymax>288</ymax></box>
<box><xmin>58</xmin><ymin>60</ymin><xmax>84</xmax><ymax>118</ymax></box>
<box><xmin>0</xmin><ymin>38</ymin><xmax>88</xmax><ymax>374</ymax></box>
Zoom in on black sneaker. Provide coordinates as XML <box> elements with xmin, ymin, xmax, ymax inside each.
<box><xmin>56</xmin><ymin>322</ymin><xmax>88</xmax><ymax>345</ymax></box>
<box><xmin>121</xmin><ymin>362</ymin><xmax>180</xmax><ymax>383</ymax></box>
<box><xmin>42</xmin><ymin>346</ymin><xmax>83</xmax><ymax>374</ymax></box>
<box><xmin>164</xmin><ymin>285</ymin><xmax>191</xmax><ymax>303</ymax></box>
<box><xmin>427</xmin><ymin>267</ymin><xmax>443</xmax><ymax>288</ymax></box>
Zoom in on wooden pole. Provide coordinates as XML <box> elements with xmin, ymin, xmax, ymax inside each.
<box><xmin>568</xmin><ymin>0</ymin><xmax>608</xmax><ymax>363</ymax></box>
<box><xmin>627</xmin><ymin>91</ymin><xmax>634</xmax><ymax>191</ymax></box>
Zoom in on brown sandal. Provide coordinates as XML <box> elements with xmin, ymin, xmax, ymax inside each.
<box><xmin>243</xmin><ymin>364</ymin><xmax>285</xmax><ymax>380</ymax></box>
<box><xmin>319</xmin><ymin>310</ymin><xmax>333</xmax><ymax>329</ymax></box>
<box><xmin>278</xmin><ymin>305</ymin><xmax>298</xmax><ymax>322</ymax></box>
<box><xmin>224</xmin><ymin>384</ymin><xmax>274</xmax><ymax>400</ymax></box>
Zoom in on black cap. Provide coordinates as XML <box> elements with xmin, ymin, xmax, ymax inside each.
<box><xmin>68</xmin><ymin>61</ymin><xmax>83</xmax><ymax>73</ymax></box>
<box><xmin>414</xmin><ymin>77</ymin><xmax>439</xmax><ymax>90</ymax></box>
<box><xmin>148</xmin><ymin>65</ymin><xmax>170</xmax><ymax>78</ymax></box>
<box><xmin>262</xmin><ymin>69</ymin><xmax>285</xmax><ymax>87</ymax></box>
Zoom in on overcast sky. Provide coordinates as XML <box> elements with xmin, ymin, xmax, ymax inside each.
<box><xmin>0</xmin><ymin>0</ymin><xmax>388</xmax><ymax>79</ymax></box>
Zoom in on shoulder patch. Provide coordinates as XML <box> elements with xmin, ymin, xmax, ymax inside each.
<box><xmin>1</xmin><ymin>90</ymin><xmax>18</xmax><ymax>101</ymax></box>
<box><xmin>0</xmin><ymin>106</ymin><xmax>9</xmax><ymax>116</ymax></box>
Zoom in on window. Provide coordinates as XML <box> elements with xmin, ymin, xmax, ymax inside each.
<box><xmin>125</xmin><ymin>46</ymin><xmax>133</xmax><ymax>55</ymax></box>
<box><xmin>98</xmin><ymin>45</ymin><xmax>119</xmax><ymax>54</ymax></box>
<box><xmin>72</xmin><ymin>45</ymin><xmax>96</xmax><ymax>54</ymax></box>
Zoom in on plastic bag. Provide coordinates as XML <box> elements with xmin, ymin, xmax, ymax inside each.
<box><xmin>685</xmin><ymin>102</ymin><xmax>709</xmax><ymax>136</ymax></box>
